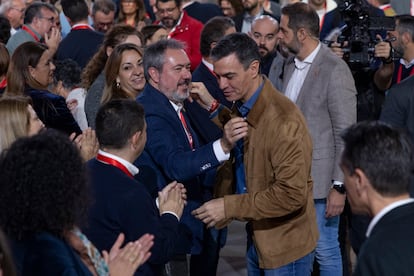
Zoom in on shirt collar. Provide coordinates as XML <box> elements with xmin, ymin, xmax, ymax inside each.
<box><xmin>237</xmin><ymin>79</ymin><xmax>264</xmax><ymax>117</ymax></box>
<box><xmin>202</xmin><ymin>58</ymin><xmax>214</xmax><ymax>72</ymax></box>
<box><xmin>399</xmin><ymin>58</ymin><xmax>414</xmax><ymax>68</ymax></box>
<box><xmin>97</xmin><ymin>149</ymin><xmax>139</xmax><ymax>176</ymax></box>
<box><xmin>294</xmin><ymin>42</ymin><xmax>321</xmax><ymax>68</ymax></box>
<box><xmin>366</xmin><ymin>198</ymin><xmax>414</xmax><ymax>237</ymax></box>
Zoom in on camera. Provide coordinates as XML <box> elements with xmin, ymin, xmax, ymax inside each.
<box><xmin>334</xmin><ymin>0</ymin><xmax>395</xmax><ymax>69</ymax></box>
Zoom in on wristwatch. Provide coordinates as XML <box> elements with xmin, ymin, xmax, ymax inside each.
<box><xmin>331</xmin><ymin>184</ymin><xmax>346</xmax><ymax>194</ymax></box>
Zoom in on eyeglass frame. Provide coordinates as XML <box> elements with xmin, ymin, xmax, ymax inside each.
<box><xmin>10</xmin><ymin>6</ymin><xmax>25</xmax><ymax>13</ymax></box>
<box><xmin>38</xmin><ymin>15</ymin><xmax>55</xmax><ymax>24</ymax></box>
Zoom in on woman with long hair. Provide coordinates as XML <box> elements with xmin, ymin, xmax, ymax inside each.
<box><xmin>101</xmin><ymin>43</ymin><xmax>145</xmax><ymax>104</ymax></box>
<box><xmin>118</xmin><ymin>0</ymin><xmax>149</xmax><ymax>31</ymax></box>
<box><xmin>0</xmin><ymin>96</ymin><xmax>44</xmax><ymax>152</ymax></box>
<box><xmin>5</xmin><ymin>41</ymin><xmax>82</xmax><ymax>136</ymax></box>
<box><xmin>82</xmin><ymin>24</ymin><xmax>143</xmax><ymax>128</ymax></box>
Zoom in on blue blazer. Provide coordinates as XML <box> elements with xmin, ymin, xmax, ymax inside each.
<box><xmin>27</xmin><ymin>87</ymin><xmax>82</xmax><ymax>136</ymax></box>
<box><xmin>11</xmin><ymin>232</ymin><xmax>92</xmax><ymax>276</ymax></box>
<box><xmin>136</xmin><ymin>84</ymin><xmax>222</xmax><ymax>254</ymax></box>
<box><xmin>84</xmin><ymin>159</ymin><xmax>190</xmax><ymax>275</ymax></box>
<box><xmin>56</xmin><ymin>29</ymin><xmax>103</xmax><ymax>69</ymax></box>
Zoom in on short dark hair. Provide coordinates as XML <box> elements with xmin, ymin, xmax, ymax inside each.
<box><xmin>141</xmin><ymin>24</ymin><xmax>166</xmax><ymax>45</ymax></box>
<box><xmin>341</xmin><ymin>121</ymin><xmax>413</xmax><ymax>197</ymax></box>
<box><xmin>210</xmin><ymin>32</ymin><xmax>260</xmax><ymax>70</ymax></box>
<box><xmin>24</xmin><ymin>2</ymin><xmax>55</xmax><ymax>24</ymax></box>
<box><xmin>396</xmin><ymin>15</ymin><xmax>414</xmax><ymax>42</ymax></box>
<box><xmin>0</xmin><ymin>130</ymin><xmax>89</xmax><ymax>239</ymax></box>
<box><xmin>200</xmin><ymin>16</ymin><xmax>235</xmax><ymax>57</ymax></box>
<box><xmin>95</xmin><ymin>99</ymin><xmax>145</xmax><ymax>149</ymax></box>
<box><xmin>143</xmin><ymin>38</ymin><xmax>184</xmax><ymax>81</ymax></box>
<box><xmin>53</xmin><ymin>59</ymin><xmax>81</xmax><ymax>90</ymax></box>
<box><xmin>92</xmin><ymin>0</ymin><xmax>116</xmax><ymax>16</ymax></box>
<box><xmin>281</xmin><ymin>2</ymin><xmax>319</xmax><ymax>38</ymax></box>
<box><xmin>156</xmin><ymin>0</ymin><xmax>181</xmax><ymax>9</ymax></box>
<box><xmin>61</xmin><ymin>0</ymin><xmax>89</xmax><ymax>23</ymax></box>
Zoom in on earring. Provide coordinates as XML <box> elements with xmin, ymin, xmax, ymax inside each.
<box><xmin>116</xmin><ymin>82</ymin><xmax>121</xmax><ymax>89</ymax></box>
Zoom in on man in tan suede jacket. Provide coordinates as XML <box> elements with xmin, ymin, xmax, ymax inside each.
<box><xmin>192</xmin><ymin>33</ymin><xmax>318</xmax><ymax>275</ymax></box>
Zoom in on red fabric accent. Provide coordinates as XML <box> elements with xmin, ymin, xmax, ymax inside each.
<box><xmin>96</xmin><ymin>153</ymin><xmax>134</xmax><ymax>178</ymax></box>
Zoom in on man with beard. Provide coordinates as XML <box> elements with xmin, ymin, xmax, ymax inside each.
<box><xmin>277</xmin><ymin>3</ymin><xmax>356</xmax><ymax>275</ymax></box>
<box><xmin>249</xmin><ymin>15</ymin><xmax>284</xmax><ymax>90</ymax></box>
<box><xmin>156</xmin><ymin>0</ymin><xmax>203</xmax><ymax>71</ymax></box>
<box><xmin>6</xmin><ymin>2</ymin><xmax>60</xmax><ymax>55</ymax></box>
<box><xmin>136</xmin><ymin>39</ymin><xmax>244</xmax><ymax>276</ymax></box>
<box><xmin>232</xmin><ymin>0</ymin><xmax>278</xmax><ymax>33</ymax></box>
<box><xmin>374</xmin><ymin>15</ymin><xmax>414</xmax><ymax>91</ymax></box>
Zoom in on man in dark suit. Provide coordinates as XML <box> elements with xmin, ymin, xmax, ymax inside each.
<box><xmin>186</xmin><ymin>16</ymin><xmax>234</xmax><ymax>145</ymax></box>
<box><xmin>182</xmin><ymin>0</ymin><xmax>224</xmax><ymax>24</ymax></box>
<box><xmin>136</xmin><ymin>39</ymin><xmax>242</xmax><ymax>276</ymax></box>
<box><xmin>83</xmin><ymin>99</ymin><xmax>187</xmax><ymax>276</ymax></box>
<box><xmin>56</xmin><ymin>0</ymin><xmax>104</xmax><ymax>70</ymax></box>
<box><xmin>340</xmin><ymin>121</ymin><xmax>414</xmax><ymax>276</ymax></box>
<box><xmin>380</xmin><ymin>75</ymin><xmax>414</xmax><ymax>145</ymax></box>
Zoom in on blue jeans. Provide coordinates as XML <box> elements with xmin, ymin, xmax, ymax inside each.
<box><xmin>313</xmin><ymin>199</ymin><xmax>343</xmax><ymax>276</ymax></box>
<box><xmin>246</xmin><ymin>233</ymin><xmax>312</xmax><ymax>276</ymax></box>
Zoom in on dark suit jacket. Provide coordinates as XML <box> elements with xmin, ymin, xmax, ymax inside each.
<box><xmin>380</xmin><ymin>75</ymin><xmax>414</xmax><ymax>145</ymax></box>
<box><xmin>354</xmin><ymin>201</ymin><xmax>414</xmax><ymax>276</ymax></box>
<box><xmin>186</xmin><ymin>62</ymin><xmax>231</xmax><ymax>145</ymax></box>
<box><xmin>84</xmin><ymin>159</ymin><xmax>186</xmax><ymax>275</ymax></box>
<box><xmin>136</xmin><ymin>83</ymin><xmax>222</xmax><ymax>254</ymax></box>
<box><xmin>183</xmin><ymin>2</ymin><xmax>223</xmax><ymax>24</ymax></box>
<box><xmin>27</xmin><ymin>87</ymin><xmax>82</xmax><ymax>136</ymax></box>
<box><xmin>233</xmin><ymin>10</ymin><xmax>278</xmax><ymax>32</ymax></box>
<box><xmin>56</xmin><ymin>28</ymin><xmax>103</xmax><ymax>69</ymax></box>
<box><xmin>11</xmin><ymin>232</ymin><xmax>92</xmax><ymax>276</ymax></box>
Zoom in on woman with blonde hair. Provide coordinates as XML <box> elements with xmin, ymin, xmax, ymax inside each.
<box><xmin>0</xmin><ymin>96</ymin><xmax>44</xmax><ymax>152</ymax></box>
<box><xmin>101</xmin><ymin>43</ymin><xmax>145</xmax><ymax>104</ymax></box>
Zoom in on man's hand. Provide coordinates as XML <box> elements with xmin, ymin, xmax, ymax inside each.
<box><xmin>374</xmin><ymin>34</ymin><xmax>392</xmax><ymax>61</ymax></box>
<box><xmin>330</xmin><ymin>41</ymin><xmax>345</xmax><ymax>59</ymax></box>
<box><xmin>189</xmin><ymin>81</ymin><xmax>215</xmax><ymax>110</ymax></box>
<box><xmin>158</xmin><ymin>182</ymin><xmax>185</xmax><ymax>218</ymax></box>
<box><xmin>325</xmin><ymin>188</ymin><xmax>346</xmax><ymax>218</ymax></box>
<box><xmin>44</xmin><ymin>27</ymin><xmax>61</xmax><ymax>55</ymax></box>
<box><xmin>220</xmin><ymin>117</ymin><xmax>248</xmax><ymax>153</ymax></box>
<box><xmin>192</xmin><ymin>198</ymin><xmax>225</xmax><ymax>228</ymax></box>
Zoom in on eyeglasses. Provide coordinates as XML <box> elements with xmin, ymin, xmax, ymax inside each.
<box><xmin>10</xmin><ymin>6</ymin><xmax>25</xmax><ymax>13</ymax></box>
<box><xmin>157</xmin><ymin>6</ymin><xmax>177</xmax><ymax>15</ymax></box>
<box><xmin>38</xmin><ymin>16</ymin><xmax>55</xmax><ymax>24</ymax></box>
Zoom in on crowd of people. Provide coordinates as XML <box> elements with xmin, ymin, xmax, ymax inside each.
<box><xmin>0</xmin><ymin>0</ymin><xmax>413</xmax><ymax>275</ymax></box>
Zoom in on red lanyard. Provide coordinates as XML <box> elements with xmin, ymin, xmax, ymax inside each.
<box><xmin>96</xmin><ymin>153</ymin><xmax>133</xmax><ymax>178</ymax></box>
<box><xmin>71</xmin><ymin>25</ymin><xmax>93</xmax><ymax>31</ymax></box>
<box><xmin>22</xmin><ymin>25</ymin><xmax>40</xmax><ymax>42</ymax></box>
<box><xmin>397</xmin><ymin>64</ymin><xmax>414</xmax><ymax>84</ymax></box>
<box><xmin>0</xmin><ymin>78</ymin><xmax>7</xmax><ymax>89</ymax></box>
<box><xmin>179</xmin><ymin>110</ymin><xmax>194</xmax><ymax>149</ymax></box>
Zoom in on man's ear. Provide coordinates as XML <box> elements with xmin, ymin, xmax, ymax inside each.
<box><xmin>130</xmin><ymin>130</ymin><xmax>142</xmax><ymax>150</ymax></box>
<box><xmin>148</xmin><ymin>67</ymin><xmax>160</xmax><ymax>83</ymax></box>
<box><xmin>249</xmin><ymin>59</ymin><xmax>260</xmax><ymax>78</ymax></box>
<box><xmin>354</xmin><ymin>168</ymin><xmax>369</xmax><ymax>196</ymax></box>
<box><xmin>210</xmin><ymin>41</ymin><xmax>217</xmax><ymax>50</ymax></box>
